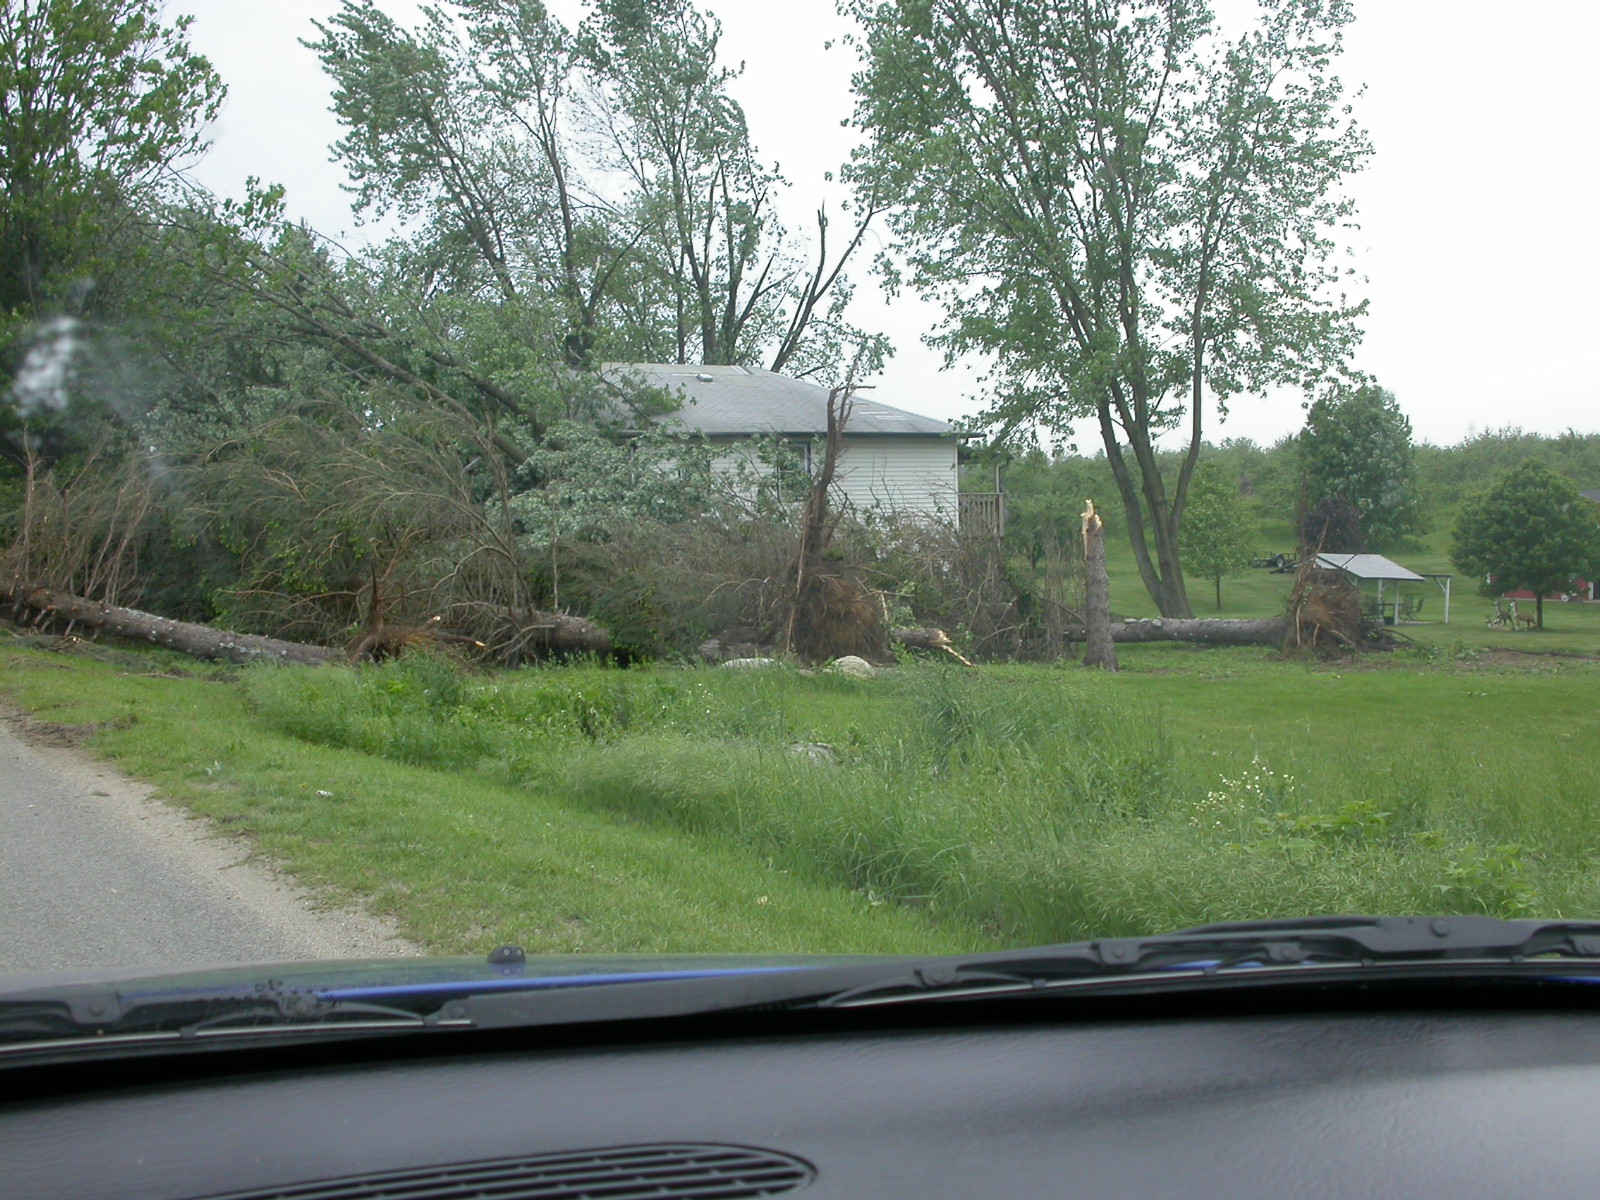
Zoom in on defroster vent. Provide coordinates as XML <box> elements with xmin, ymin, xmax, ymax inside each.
<box><xmin>198</xmin><ymin>1143</ymin><xmax>816</xmax><ymax>1200</ymax></box>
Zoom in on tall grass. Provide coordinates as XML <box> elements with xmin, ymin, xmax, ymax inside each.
<box><xmin>242</xmin><ymin>655</ymin><xmax>1600</xmax><ymax>943</ymax></box>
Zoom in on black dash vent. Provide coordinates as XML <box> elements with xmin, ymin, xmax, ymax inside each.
<box><xmin>197</xmin><ymin>1143</ymin><xmax>815</xmax><ymax>1200</ymax></box>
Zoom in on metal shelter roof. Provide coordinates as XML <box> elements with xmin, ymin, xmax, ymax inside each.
<box><xmin>603</xmin><ymin>363</ymin><xmax>953</xmax><ymax>438</ymax></box>
<box><xmin>1315</xmin><ymin>553</ymin><xmax>1427</xmax><ymax>582</ymax></box>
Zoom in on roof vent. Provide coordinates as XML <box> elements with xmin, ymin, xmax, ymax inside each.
<box><xmin>195</xmin><ymin>1143</ymin><xmax>815</xmax><ymax>1200</ymax></box>
<box><xmin>695</xmin><ymin>372</ymin><xmax>715</xmax><ymax>382</ymax></box>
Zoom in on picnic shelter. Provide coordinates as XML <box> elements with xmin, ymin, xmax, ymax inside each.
<box><xmin>1315</xmin><ymin>553</ymin><xmax>1453</xmax><ymax>624</ymax></box>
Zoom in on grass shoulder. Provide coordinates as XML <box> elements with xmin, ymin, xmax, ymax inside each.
<box><xmin>0</xmin><ymin>644</ymin><xmax>982</xmax><ymax>957</ymax></box>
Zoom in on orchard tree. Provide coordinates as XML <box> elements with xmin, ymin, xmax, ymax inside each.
<box><xmin>1451</xmin><ymin>461</ymin><xmax>1600</xmax><ymax>629</ymax></box>
<box><xmin>1297</xmin><ymin>384</ymin><xmax>1419</xmax><ymax>548</ymax></box>
<box><xmin>1182</xmin><ymin>462</ymin><xmax>1259</xmax><ymax>610</ymax></box>
<box><xmin>846</xmin><ymin>0</ymin><xmax>1370</xmax><ymax>617</ymax></box>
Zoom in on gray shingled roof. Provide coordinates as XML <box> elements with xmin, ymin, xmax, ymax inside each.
<box><xmin>604</xmin><ymin>363</ymin><xmax>952</xmax><ymax>437</ymax></box>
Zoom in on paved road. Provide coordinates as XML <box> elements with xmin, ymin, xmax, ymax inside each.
<box><xmin>0</xmin><ymin>714</ymin><xmax>417</xmax><ymax>977</ymax></box>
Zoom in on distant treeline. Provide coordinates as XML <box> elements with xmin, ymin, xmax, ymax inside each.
<box><xmin>977</xmin><ymin>428</ymin><xmax>1600</xmax><ymax>559</ymax></box>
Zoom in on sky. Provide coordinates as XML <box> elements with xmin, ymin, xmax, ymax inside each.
<box><xmin>176</xmin><ymin>0</ymin><xmax>1600</xmax><ymax>451</ymax></box>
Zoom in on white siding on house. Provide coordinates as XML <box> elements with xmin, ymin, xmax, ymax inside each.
<box><xmin>705</xmin><ymin>435</ymin><xmax>957</xmax><ymax>521</ymax></box>
<box><xmin>706</xmin><ymin>440</ymin><xmax>812</xmax><ymax>506</ymax></box>
<box><xmin>708</xmin><ymin>440</ymin><xmax>766</xmax><ymax>480</ymax></box>
<box><xmin>833</xmin><ymin>437</ymin><xmax>957</xmax><ymax>520</ymax></box>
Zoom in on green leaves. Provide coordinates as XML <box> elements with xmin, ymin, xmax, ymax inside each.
<box><xmin>0</xmin><ymin>0</ymin><xmax>223</xmax><ymax>319</ymax></box>
<box><xmin>1451</xmin><ymin>460</ymin><xmax>1600</xmax><ymax>612</ymax></box>
<box><xmin>1180</xmin><ymin>462</ymin><xmax>1259</xmax><ymax>609</ymax></box>
<box><xmin>846</xmin><ymin>0</ymin><xmax>1369</xmax><ymax>616</ymax></box>
<box><xmin>501</xmin><ymin>420</ymin><xmax>719</xmax><ymax>555</ymax></box>
<box><xmin>303</xmin><ymin>0</ymin><xmax>876</xmax><ymax>373</ymax></box>
<box><xmin>1296</xmin><ymin>384</ymin><xmax>1421</xmax><ymax>549</ymax></box>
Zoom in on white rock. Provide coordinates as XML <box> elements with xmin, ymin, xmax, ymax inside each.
<box><xmin>827</xmin><ymin>655</ymin><xmax>877</xmax><ymax>679</ymax></box>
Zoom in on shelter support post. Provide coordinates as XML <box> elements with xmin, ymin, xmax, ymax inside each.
<box><xmin>1423</xmin><ymin>573</ymin><xmax>1453</xmax><ymax>625</ymax></box>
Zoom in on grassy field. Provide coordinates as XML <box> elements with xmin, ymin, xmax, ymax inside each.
<box><xmin>5</xmin><ymin>637</ymin><xmax>1599</xmax><ymax>956</ymax></box>
<box><xmin>1102</xmin><ymin>507</ymin><xmax>1600</xmax><ymax>656</ymax></box>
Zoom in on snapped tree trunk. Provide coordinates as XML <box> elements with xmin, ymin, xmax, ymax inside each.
<box><xmin>783</xmin><ymin>383</ymin><xmax>889</xmax><ymax>665</ymax></box>
<box><xmin>1081</xmin><ymin>500</ymin><xmax>1118</xmax><ymax>670</ymax></box>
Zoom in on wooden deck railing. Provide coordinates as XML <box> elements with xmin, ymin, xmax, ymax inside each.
<box><xmin>958</xmin><ymin>492</ymin><xmax>1007</xmax><ymax>537</ymax></box>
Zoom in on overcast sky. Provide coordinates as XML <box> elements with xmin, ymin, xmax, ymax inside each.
<box><xmin>176</xmin><ymin>0</ymin><xmax>1600</xmax><ymax>451</ymax></box>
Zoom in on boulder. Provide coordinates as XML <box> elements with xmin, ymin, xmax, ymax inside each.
<box><xmin>827</xmin><ymin>655</ymin><xmax>877</xmax><ymax>680</ymax></box>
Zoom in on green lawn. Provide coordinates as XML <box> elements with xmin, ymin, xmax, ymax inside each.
<box><xmin>5</xmin><ymin>639</ymin><xmax>1599</xmax><ymax>954</ymax></box>
<box><xmin>1099</xmin><ymin>509</ymin><xmax>1600</xmax><ymax>656</ymax></box>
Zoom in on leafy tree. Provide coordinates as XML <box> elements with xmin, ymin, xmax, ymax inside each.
<box><xmin>307</xmin><ymin>0</ymin><xmax>878</xmax><ymax>375</ymax></box>
<box><xmin>1182</xmin><ymin>463</ymin><xmax>1259</xmax><ymax>610</ymax></box>
<box><xmin>1451</xmin><ymin>460</ymin><xmax>1600</xmax><ymax>629</ymax></box>
<box><xmin>1</xmin><ymin>0</ymin><xmax>222</xmax><ymax>471</ymax></box>
<box><xmin>1297</xmin><ymin>384</ymin><xmax>1419</xmax><ymax>548</ymax></box>
<box><xmin>0</xmin><ymin>0</ymin><xmax>222</xmax><ymax>320</ymax></box>
<box><xmin>845</xmin><ymin>0</ymin><xmax>1369</xmax><ymax>617</ymax></box>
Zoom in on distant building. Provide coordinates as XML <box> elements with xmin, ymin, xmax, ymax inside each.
<box><xmin>605</xmin><ymin>363</ymin><xmax>960</xmax><ymax>523</ymax></box>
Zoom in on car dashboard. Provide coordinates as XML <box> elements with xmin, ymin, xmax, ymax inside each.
<box><xmin>5</xmin><ymin>1005</ymin><xmax>1600</xmax><ymax>1199</ymax></box>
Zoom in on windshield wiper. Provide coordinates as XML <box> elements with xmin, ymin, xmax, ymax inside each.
<box><xmin>9</xmin><ymin>917</ymin><xmax>1599</xmax><ymax>1056</ymax></box>
<box><xmin>421</xmin><ymin>917</ymin><xmax>1600</xmax><ymax>1032</ymax></box>
<box><xmin>0</xmin><ymin>985</ymin><xmax>456</xmax><ymax>1054</ymax></box>
<box><xmin>811</xmin><ymin>916</ymin><xmax>1600</xmax><ymax>1009</ymax></box>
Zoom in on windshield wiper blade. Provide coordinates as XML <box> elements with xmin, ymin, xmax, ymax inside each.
<box><xmin>814</xmin><ymin>917</ymin><xmax>1600</xmax><ymax>1009</ymax></box>
<box><xmin>0</xmin><ymin>985</ymin><xmax>451</xmax><ymax>1053</ymax></box>
<box><xmin>445</xmin><ymin>918</ymin><xmax>1600</xmax><ymax>1028</ymax></box>
<box><xmin>11</xmin><ymin>918</ymin><xmax>1600</xmax><ymax>1052</ymax></box>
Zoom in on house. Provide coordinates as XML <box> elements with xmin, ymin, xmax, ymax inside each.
<box><xmin>605</xmin><ymin>363</ymin><xmax>964</xmax><ymax>524</ymax></box>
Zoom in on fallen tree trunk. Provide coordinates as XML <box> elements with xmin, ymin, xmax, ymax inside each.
<box><xmin>3</xmin><ymin>584</ymin><xmax>340</xmax><ymax>665</ymax></box>
<box><xmin>5</xmin><ymin>585</ymin><xmax>616</xmax><ymax>666</ymax></box>
<box><xmin>495</xmin><ymin>608</ymin><xmax>612</xmax><ymax>659</ymax></box>
<box><xmin>1060</xmin><ymin>616</ymin><xmax>1291</xmax><ymax>646</ymax></box>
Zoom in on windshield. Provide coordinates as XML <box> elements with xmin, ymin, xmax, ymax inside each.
<box><xmin>1</xmin><ymin>0</ymin><xmax>1597</xmax><ymax>1000</ymax></box>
